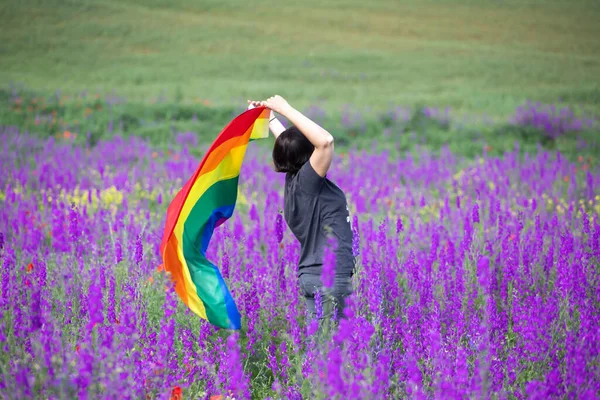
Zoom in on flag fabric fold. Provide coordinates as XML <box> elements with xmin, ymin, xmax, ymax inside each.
<box><xmin>159</xmin><ymin>106</ymin><xmax>270</xmax><ymax>329</ymax></box>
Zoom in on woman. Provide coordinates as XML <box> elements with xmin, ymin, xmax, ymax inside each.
<box><xmin>248</xmin><ymin>96</ymin><xmax>355</xmax><ymax>339</ymax></box>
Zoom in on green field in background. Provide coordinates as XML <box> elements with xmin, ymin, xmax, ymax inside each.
<box><xmin>1</xmin><ymin>0</ymin><xmax>600</xmax><ymax>116</ymax></box>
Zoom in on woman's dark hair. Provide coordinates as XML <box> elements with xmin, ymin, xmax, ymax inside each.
<box><xmin>272</xmin><ymin>126</ymin><xmax>314</xmax><ymax>174</ymax></box>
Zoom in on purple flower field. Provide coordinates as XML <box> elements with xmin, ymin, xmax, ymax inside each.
<box><xmin>0</xmin><ymin>126</ymin><xmax>599</xmax><ymax>399</ymax></box>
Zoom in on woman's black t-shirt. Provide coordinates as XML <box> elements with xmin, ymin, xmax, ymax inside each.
<box><xmin>284</xmin><ymin>161</ymin><xmax>355</xmax><ymax>277</ymax></box>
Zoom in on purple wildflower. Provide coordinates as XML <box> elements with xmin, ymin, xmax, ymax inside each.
<box><xmin>472</xmin><ymin>203</ymin><xmax>480</xmax><ymax>223</ymax></box>
<box><xmin>321</xmin><ymin>236</ymin><xmax>338</xmax><ymax>288</ymax></box>
<box><xmin>275</xmin><ymin>213</ymin><xmax>284</xmax><ymax>243</ymax></box>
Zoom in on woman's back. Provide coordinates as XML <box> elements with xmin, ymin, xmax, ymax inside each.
<box><xmin>284</xmin><ymin>161</ymin><xmax>355</xmax><ymax>278</ymax></box>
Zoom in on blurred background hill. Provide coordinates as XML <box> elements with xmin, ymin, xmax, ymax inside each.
<box><xmin>1</xmin><ymin>0</ymin><xmax>599</xmax><ymax>158</ymax></box>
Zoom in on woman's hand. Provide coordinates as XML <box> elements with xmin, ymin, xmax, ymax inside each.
<box><xmin>247</xmin><ymin>99</ymin><xmax>284</xmax><ymax>138</ymax></box>
<box><xmin>248</xmin><ymin>96</ymin><xmax>291</xmax><ymax>115</ymax></box>
<box><xmin>247</xmin><ymin>100</ymin><xmax>263</xmax><ymax>110</ymax></box>
<box><xmin>263</xmin><ymin>95</ymin><xmax>292</xmax><ymax>115</ymax></box>
<box><xmin>248</xmin><ymin>99</ymin><xmax>274</xmax><ymax>119</ymax></box>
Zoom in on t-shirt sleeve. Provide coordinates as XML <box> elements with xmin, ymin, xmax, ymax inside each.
<box><xmin>296</xmin><ymin>161</ymin><xmax>325</xmax><ymax>195</ymax></box>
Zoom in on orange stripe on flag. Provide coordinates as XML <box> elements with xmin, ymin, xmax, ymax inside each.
<box><xmin>164</xmin><ymin>234</ymin><xmax>208</xmax><ymax>319</ymax></box>
<box><xmin>163</xmin><ymin>235</ymin><xmax>189</xmax><ymax>304</ymax></box>
<box><xmin>199</xmin><ymin>126</ymin><xmax>254</xmax><ymax>177</ymax></box>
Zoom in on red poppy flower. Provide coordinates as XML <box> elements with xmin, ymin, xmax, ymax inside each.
<box><xmin>170</xmin><ymin>386</ymin><xmax>182</xmax><ymax>400</ymax></box>
<box><xmin>27</xmin><ymin>263</ymin><xmax>33</xmax><ymax>273</ymax></box>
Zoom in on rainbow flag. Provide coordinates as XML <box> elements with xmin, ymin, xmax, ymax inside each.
<box><xmin>159</xmin><ymin>106</ymin><xmax>270</xmax><ymax>329</ymax></box>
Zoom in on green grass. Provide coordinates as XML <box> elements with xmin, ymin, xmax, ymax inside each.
<box><xmin>2</xmin><ymin>84</ymin><xmax>599</xmax><ymax>165</ymax></box>
<box><xmin>1</xmin><ymin>0</ymin><xmax>600</xmax><ymax>116</ymax></box>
